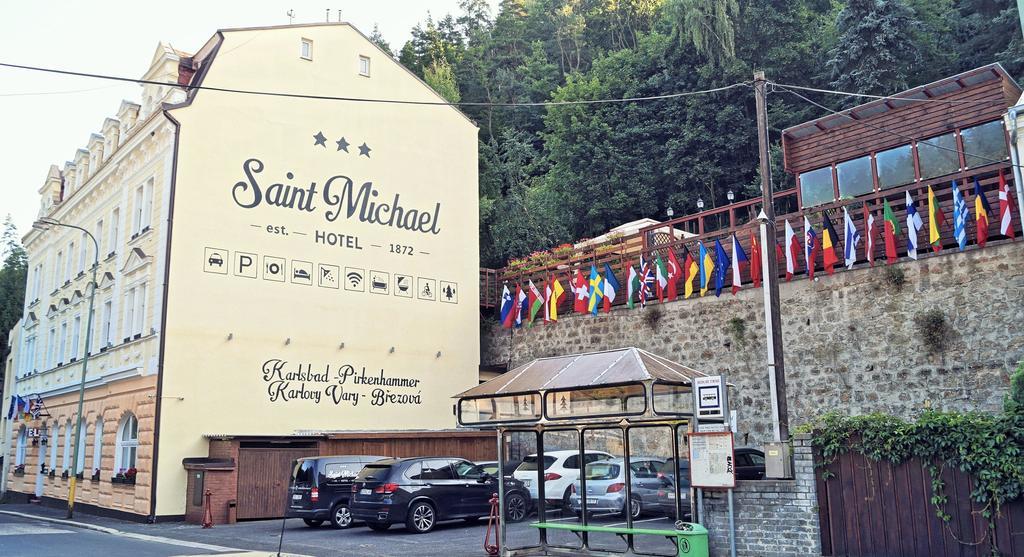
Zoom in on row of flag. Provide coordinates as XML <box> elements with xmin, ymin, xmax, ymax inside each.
<box><xmin>6</xmin><ymin>395</ymin><xmax>39</xmax><ymax>421</ymax></box>
<box><xmin>497</xmin><ymin>176</ymin><xmax>1017</xmax><ymax>327</ymax></box>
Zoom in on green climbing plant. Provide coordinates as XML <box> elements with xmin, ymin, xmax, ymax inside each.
<box><xmin>808</xmin><ymin>363</ymin><xmax>1024</xmax><ymax>555</ymax></box>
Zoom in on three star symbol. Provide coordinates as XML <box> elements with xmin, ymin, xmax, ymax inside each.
<box><xmin>313</xmin><ymin>131</ymin><xmax>370</xmax><ymax>157</ymax></box>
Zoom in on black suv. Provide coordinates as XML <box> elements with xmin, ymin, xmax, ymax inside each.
<box><xmin>350</xmin><ymin>457</ymin><xmax>531</xmax><ymax>534</ymax></box>
<box><xmin>287</xmin><ymin>455</ymin><xmax>388</xmax><ymax>528</ymax></box>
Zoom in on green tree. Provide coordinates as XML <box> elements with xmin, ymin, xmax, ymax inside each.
<box><xmin>826</xmin><ymin>0</ymin><xmax>924</xmax><ymax>96</ymax></box>
<box><xmin>424</xmin><ymin>57</ymin><xmax>462</xmax><ymax>103</ymax></box>
<box><xmin>0</xmin><ymin>215</ymin><xmax>27</xmax><ymax>378</ymax></box>
<box><xmin>667</xmin><ymin>0</ymin><xmax>740</xmax><ymax>64</ymax></box>
<box><xmin>368</xmin><ymin>24</ymin><xmax>393</xmax><ymax>56</ymax></box>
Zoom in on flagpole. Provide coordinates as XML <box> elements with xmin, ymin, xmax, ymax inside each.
<box><xmin>754</xmin><ymin>71</ymin><xmax>791</xmax><ymax>446</ymax></box>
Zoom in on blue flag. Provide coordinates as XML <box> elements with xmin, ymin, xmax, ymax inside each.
<box><xmin>714</xmin><ymin>239</ymin><xmax>729</xmax><ymax>297</ymax></box>
<box><xmin>952</xmin><ymin>180</ymin><xmax>968</xmax><ymax>250</ymax></box>
<box><xmin>587</xmin><ymin>265</ymin><xmax>604</xmax><ymax>314</ymax></box>
<box><xmin>602</xmin><ymin>263</ymin><xmax>620</xmax><ymax>312</ymax></box>
<box><xmin>498</xmin><ymin>284</ymin><xmax>513</xmax><ymax>328</ymax></box>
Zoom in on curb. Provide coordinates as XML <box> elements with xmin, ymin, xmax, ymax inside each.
<box><xmin>0</xmin><ymin>509</ymin><xmax>121</xmax><ymax>535</ymax></box>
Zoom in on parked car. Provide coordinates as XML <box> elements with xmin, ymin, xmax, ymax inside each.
<box><xmin>654</xmin><ymin>458</ymin><xmax>692</xmax><ymax>519</ymax></box>
<box><xmin>512</xmin><ymin>450</ymin><xmax>613</xmax><ymax>509</ymax></box>
<box><xmin>350</xmin><ymin>457</ymin><xmax>532</xmax><ymax>534</ymax></box>
<box><xmin>735</xmin><ymin>448</ymin><xmax>766</xmax><ymax>480</ymax></box>
<box><xmin>567</xmin><ymin>457</ymin><xmax>665</xmax><ymax>519</ymax></box>
<box><xmin>476</xmin><ymin>460</ymin><xmax>521</xmax><ymax>478</ymax></box>
<box><xmin>286</xmin><ymin>455</ymin><xmax>388</xmax><ymax>528</ymax></box>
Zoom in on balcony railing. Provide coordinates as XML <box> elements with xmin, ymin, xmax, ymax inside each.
<box><xmin>479</xmin><ymin>161</ymin><xmax>1017</xmax><ymax>310</ymax></box>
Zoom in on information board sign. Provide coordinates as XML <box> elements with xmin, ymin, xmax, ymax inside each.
<box><xmin>693</xmin><ymin>376</ymin><xmax>725</xmax><ymax>419</ymax></box>
<box><xmin>688</xmin><ymin>431</ymin><xmax>735</xmax><ymax>488</ymax></box>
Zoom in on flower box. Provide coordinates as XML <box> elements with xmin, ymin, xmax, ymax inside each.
<box><xmin>91</xmin><ymin>470</ymin><xmax>101</xmax><ymax>483</ymax></box>
<box><xmin>13</xmin><ymin>465</ymin><xmax>25</xmax><ymax>477</ymax></box>
<box><xmin>61</xmin><ymin>470</ymin><xmax>69</xmax><ymax>480</ymax></box>
<box><xmin>75</xmin><ymin>472</ymin><xmax>84</xmax><ymax>480</ymax></box>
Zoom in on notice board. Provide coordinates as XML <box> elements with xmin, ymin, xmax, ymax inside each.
<box><xmin>688</xmin><ymin>431</ymin><xmax>736</xmax><ymax>488</ymax></box>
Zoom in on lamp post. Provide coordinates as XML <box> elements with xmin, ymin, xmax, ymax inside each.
<box><xmin>33</xmin><ymin>217</ymin><xmax>99</xmax><ymax>519</ymax></box>
<box><xmin>727</xmin><ymin>190</ymin><xmax>735</xmax><ymax>204</ymax></box>
<box><xmin>696</xmin><ymin>198</ymin><xmax>704</xmax><ymax>210</ymax></box>
<box><xmin>666</xmin><ymin>207</ymin><xmax>674</xmax><ymax>240</ymax></box>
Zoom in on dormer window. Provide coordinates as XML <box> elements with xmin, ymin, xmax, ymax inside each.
<box><xmin>300</xmin><ymin>38</ymin><xmax>313</xmax><ymax>61</ymax></box>
<box><xmin>359</xmin><ymin>55</ymin><xmax>371</xmax><ymax>77</ymax></box>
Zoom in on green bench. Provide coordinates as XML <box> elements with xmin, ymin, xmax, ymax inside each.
<box><xmin>530</xmin><ymin>521</ymin><xmax>709</xmax><ymax>557</ymax></box>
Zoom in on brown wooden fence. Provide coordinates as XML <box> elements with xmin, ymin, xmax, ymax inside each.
<box><xmin>814</xmin><ymin>448</ymin><xmax>1024</xmax><ymax>556</ymax></box>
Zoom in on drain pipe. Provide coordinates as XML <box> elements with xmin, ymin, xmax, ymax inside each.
<box><xmin>1006</xmin><ymin>107</ymin><xmax>1024</xmax><ymax>226</ymax></box>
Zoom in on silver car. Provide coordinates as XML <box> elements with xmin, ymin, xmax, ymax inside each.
<box><xmin>568</xmin><ymin>457</ymin><xmax>665</xmax><ymax>519</ymax></box>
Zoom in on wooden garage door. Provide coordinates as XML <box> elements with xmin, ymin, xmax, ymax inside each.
<box><xmin>236</xmin><ymin>447</ymin><xmax>317</xmax><ymax>520</ymax></box>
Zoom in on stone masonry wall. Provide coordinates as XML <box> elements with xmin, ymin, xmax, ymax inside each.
<box><xmin>703</xmin><ymin>434</ymin><xmax>820</xmax><ymax>556</ymax></box>
<box><xmin>482</xmin><ymin>241</ymin><xmax>1024</xmax><ymax>446</ymax></box>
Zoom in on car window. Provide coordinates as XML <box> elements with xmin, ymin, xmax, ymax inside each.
<box><xmin>355</xmin><ymin>464</ymin><xmax>392</xmax><ymax>482</ymax></box>
<box><xmin>585</xmin><ymin>462</ymin><xmax>620</xmax><ymax>480</ymax></box>
<box><xmin>416</xmin><ymin>460</ymin><xmax>455</xmax><ymax>480</ymax></box>
<box><xmin>481</xmin><ymin>464</ymin><xmax>499</xmax><ymax>476</ymax></box>
<box><xmin>453</xmin><ymin>460</ymin><xmax>483</xmax><ymax>479</ymax></box>
<box><xmin>564</xmin><ymin>455</ymin><xmax>580</xmax><ymax>469</ymax></box>
<box><xmin>292</xmin><ymin>460</ymin><xmax>317</xmax><ymax>486</ymax></box>
<box><xmin>323</xmin><ymin>462</ymin><xmax>361</xmax><ymax>481</ymax></box>
<box><xmin>630</xmin><ymin>461</ymin><xmax>658</xmax><ymax>478</ymax></box>
<box><xmin>584</xmin><ymin>453</ymin><xmax>609</xmax><ymax>465</ymax></box>
<box><xmin>517</xmin><ymin>455</ymin><xmax>557</xmax><ymax>471</ymax></box>
<box><xmin>748</xmin><ymin>454</ymin><xmax>765</xmax><ymax>465</ymax></box>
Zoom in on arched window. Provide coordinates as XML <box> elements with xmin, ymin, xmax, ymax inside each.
<box><xmin>62</xmin><ymin>420</ymin><xmax>72</xmax><ymax>471</ymax></box>
<box><xmin>92</xmin><ymin>418</ymin><xmax>104</xmax><ymax>472</ymax></box>
<box><xmin>76</xmin><ymin>420</ymin><xmax>87</xmax><ymax>473</ymax></box>
<box><xmin>115</xmin><ymin>413</ymin><xmax>138</xmax><ymax>472</ymax></box>
<box><xmin>15</xmin><ymin>425</ymin><xmax>27</xmax><ymax>465</ymax></box>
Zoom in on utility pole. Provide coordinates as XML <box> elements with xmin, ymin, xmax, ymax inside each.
<box><xmin>753</xmin><ymin>71</ymin><xmax>790</xmax><ymax>444</ymax></box>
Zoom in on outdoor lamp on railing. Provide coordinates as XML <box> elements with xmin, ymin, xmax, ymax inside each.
<box><xmin>666</xmin><ymin>207</ymin><xmax>674</xmax><ymax>219</ymax></box>
<box><xmin>32</xmin><ymin>217</ymin><xmax>98</xmax><ymax>520</ymax></box>
<box><xmin>696</xmin><ymin>198</ymin><xmax>704</xmax><ymax>210</ymax></box>
<box><xmin>727</xmin><ymin>190</ymin><xmax>735</xmax><ymax>203</ymax></box>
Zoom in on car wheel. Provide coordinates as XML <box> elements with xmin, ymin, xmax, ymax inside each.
<box><xmin>367</xmin><ymin>522</ymin><xmax>391</xmax><ymax>531</ymax></box>
<box><xmin>302</xmin><ymin>519</ymin><xmax>324</xmax><ymax>527</ymax></box>
<box><xmin>330</xmin><ymin>503</ymin><xmax>353</xmax><ymax>529</ymax></box>
<box><xmin>624</xmin><ymin>496</ymin><xmax>642</xmax><ymax>520</ymax></box>
<box><xmin>562</xmin><ymin>487</ymin><xmax>574</xmax><ymax>512</ymax></box>
<box><xmin>505</xmin><ymin>493</ymin><xmax>528</xmax><ymax>523</ymax></box>
<box><xmin>406</xmin><ymin>501</ymin><xmax>436</xmax><ymax>534</ymax></box>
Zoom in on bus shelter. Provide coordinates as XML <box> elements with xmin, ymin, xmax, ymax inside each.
<box><xmin>455</xmin><ymin>347</ymin><xmax>723</xmax><ymax>557</ymax></box>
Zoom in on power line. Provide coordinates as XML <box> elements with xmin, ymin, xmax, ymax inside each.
<box><xmin>773</xmin><ymin>81</ymin><xmax>1007</xmax><ymax>107</ymax></box>
<box><xmin>774</xmin><ymin>83</ymin><xmax>1015</xmax><ymax>170</ymax></box>
<box><xmin>0</xmin><ymin>84</ymin><xmax>122</xmax><ymax>97</ymax></box>
<box><xmin>0</xmin><ymin>61</ymin><xmax>751</xmax><ymax>108</ymax></box>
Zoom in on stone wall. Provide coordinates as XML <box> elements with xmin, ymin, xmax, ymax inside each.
<box><xmin>482</xmin><ymin>241</ymin><xmax>1024</xmax><ymax>446</ymax></box>
<box><xmin>703</xmin><ymin>434</ymin><xmax>820</xmax><ymax>556</ymax></box>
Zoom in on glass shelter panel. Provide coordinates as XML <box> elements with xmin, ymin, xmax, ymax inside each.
<box><xmin>581</xmin><ymin>428</ymin><xmax>626</xmax><ymax>553</ymax></box>
<box><xmin>876</xmin><ymin>144</ymin><xmax>915</xmax><ymax>189</ymax></box>
<box><xmin>653</xmin><ymin>382</ymin><xmax>693</xmax><ymax>415</ymax></box>
<box><xmin>836</xmin><ymin>156</ymin><xmax>874</xmax><ymax>198</ymax></box>
<box><xmin>538</xmin><ymin>429</ymin><xmax>583</xmax><ymax>549</ymax></box>
<box><xmin>961</xmin><ymin>120</ymin><xmax>1008</xmax><ymax>168</ymax></box>
<box><xmin>503</xmin><ymin>430</ymin><xmax>541</xmax><ymax>551</ymax></box>
<box><xmin>458</xmin><ymin>394</ymin><xmax>540</xmax><ymax>425</ymax></box>
<box><xmin>545</xmin><ymin>384</ymin><xmax>645</xmax><ymax>420</ymax></box>
<box><xmin>629</xmin><ymin>426</ymin><xmax>679</xmax><ymax>556</ymax></box>
<box><xmin>918</xmin><ymin>133</ymin><xmax>960</xmax><ymax>179</ymax></box>
<box><xmin>799</xmin><ymin>166</ymin><xmax>835</xmax><ymax>207</ymax></box>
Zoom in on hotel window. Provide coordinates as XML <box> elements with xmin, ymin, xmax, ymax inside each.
<box><xmin>836</xmin><ymin>155</ymin><xmax>874</xmax><ymax>198</ymax></box>
<box><xmin>109</xmin><ymin>207</ymin><xmax>119</xmax><ymax>252</ymax></box>
<box><xmin>918</xmin><ymin>132</ymin><xmax>960</xmax><ymax>180</ymax></box>
<box><xmin>88</xmin><ymin>306</ymin><xmax>96</xmax><ymax>353</ymax></box>
<box><xmin>66</xmin><ymin>242</ymin><xmax>74</xmax><ymax>281</ymax></box>
<box><xmin>134</xmin><ymin>283</ymin><xmax>147</xmax><ymax>336</ymax></box>
<box><xmin>76</xmin><ymin>420</ymin><xmax>87</xmax><ymax>473</ymax></box>
<box><xmin>799</xmin><ymin>166</ymin><xmax>835</xmax><ymax>207</ymax></box>
<box><xmin>46</xmin><ymin>328</ymin><xmax>55</xmax><ymax>368</ymax></box>
<box><xmin>961</xmin><ymin>120</ymin><xmax>1009</xmax><ymax>168</ymax></box>
<box><xmin>101</xmin><ymin>300</ymin><xmax>113</xmax><ymax>347</ymax></box>
<box><xmin>300</xmin><ymin>38</ymin><xmax>313</xmax><ymax>60</ymax></box>
<box><xmin>132</xmin><ymin>185</ymin><xmax>144</xmax><ymax>235</ymax></box>
<box><xmin>70</xmin><ymin>315</ymin><xmax>81</xmax><ymax>360</ymax></box>
<box><xmin>58</xmin><ymin>321</ymin><xmax>67</xmax><ymax>365</ymax></box>
<box><xmin>54</xmin><ymin>251</ymin><xmax>63</xmax><ymax>289</ymax></box>
<box><xmin>62</xmin><ymin>420</ymin><xmax>72</xmax><ymax>470</ymax></box>
<box><xmin>49</xmin><ymin>422</ymin><xmax>58</xmax><ymax>470</ymax></box>
<box><xmin>876</xmin><ymin>144</ymin><xmax>915</xmax><ymax>189</ymax></box>
<box><xmin>15</xmin><ymin>426</ymin><xmax>26</xmax><ymax>465</ymax></box>
<box><xmin>142</xmin><ymin>178</ymin><xmax>154</xmax><ymax>231</ymax></box>
<box><xmin>123</xmin><ymin>288</ymin><xmax>135</xmax><ymax>341</ymax></box>
<box><xmin>95</xmin><ymin>220</ymin><xmax>104</xmax><ymax>257</ymax></box>
<box><xmin>116</xmin><ymin>413</ymin><xmax>138</xmax><ymax>471</ymax></box>
<box><xmin>359</xmin><ymin>55</ymin><xmax>371</xmax><ymax>77</ymax></box>
<box><xmin>79</xmin><ymin>233</ymin><xmax>88</xmax><ymax>272</ymax></box>
<box><xmin>92</xmin><ymin>418</ymin><xmax>104</xmax><ymax>471</ymax></box>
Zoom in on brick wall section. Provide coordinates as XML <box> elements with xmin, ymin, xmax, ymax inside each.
<box><xmin>703</xmin><ymin>434</ymin><xmax>820</xmax><ymax>557</ymax></box>
<box><xmin>482</xmin><ymin>241</ymin><xmax>1024</xmax><ymax>446</ymax></box>
<box><xmin>183</xmin><ymin>439</ymin><xmax>239</xmax><ymax>525</ymax></box>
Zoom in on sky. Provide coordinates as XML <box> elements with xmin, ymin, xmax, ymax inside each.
<box><xmin>0</xmin><ymin>0</ymin><xmax>498</xmax><ymax>243</ymax></box>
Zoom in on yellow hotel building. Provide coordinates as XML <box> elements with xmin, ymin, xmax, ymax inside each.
<box><xmin>3</xmin><ymin>23</ymin><xmax>483</xmax><ymax>522</ymax></box>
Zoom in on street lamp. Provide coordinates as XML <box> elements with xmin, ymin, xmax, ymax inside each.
<box><xmin>727</xmin><ymin>190</ymin><xmax>735</xmax><ymax>203</ymax></box>
<box><xmin>696</xmin><ymin>198</ymin><xmax>704</xmax><ymax>210</ymax></box>
<box><xmin>666</xmin><ymin>207</ymin><xmax>675</xmax><ymax>240</ymax></box>
<box><xmin>33</xmin><ymin>217</ymin><xmax>98</xmax><ymax>519</ymax></box>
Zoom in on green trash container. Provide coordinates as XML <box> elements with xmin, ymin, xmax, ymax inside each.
<box><xmin>672</xmin><ymin>522</ymin><xmax>709</xmax><ymax>557</ymax></box>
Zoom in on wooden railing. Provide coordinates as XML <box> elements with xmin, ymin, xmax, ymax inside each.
<box><xmin>479</xmin><ymin>162</ymin><xmax>1018</xmax><ymax>310</ymax></box>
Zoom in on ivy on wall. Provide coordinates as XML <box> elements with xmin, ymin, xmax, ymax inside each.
<box><xmin>807</xmin><ymin>364</ymin><xmax>1024</xmax><ymax>554</ymax></box>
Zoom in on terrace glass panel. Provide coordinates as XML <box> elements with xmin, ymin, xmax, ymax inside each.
<box><xmin>799</xmin><ymin>166</ymin><xmax>835</xmax><ymax>207</ymax></box>
<box><xmin>545</xmin><ymin>384</ymin><xmax>645</xmax><ymax>419</ymax></box>
<box><xmin>836</xmin><ymin>156</ymin><xmax>874</xmax><ymax>198</ymax></box>
<box><xmin>961</xmin><ymin>120</ymin><xmax>1008</xmax><ymax>168</ymax></box>
<box><xmin>459</xmin><ymin>394</ymin><xmax>541</xmax><ymax>424</ymax></box>
<box><xmin>653</xmin><ymin>382</ymin><xmax>693</xmax><ymax>415</ymax></box>
<box><xmin>876</xmin><ymin>144</ymin><xmax>915</xmax><ymax>189</ymax></box>
<box><xmin>918</xmin><ymin>133</ymin><xmax>960</xmax><ymax>179</ymax></box>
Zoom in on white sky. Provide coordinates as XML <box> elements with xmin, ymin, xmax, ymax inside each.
<box><xmin>0</xmin><ymin>0</ymin><xmax>497</xmax><ymax>242</ymax></box>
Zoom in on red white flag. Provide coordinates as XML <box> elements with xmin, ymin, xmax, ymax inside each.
<box><xmin>572</xmin><ymin>269</ymin><xmax>588</xmax><ymax>313</ymax></box>
<box><xmin>999</xmin><ymin>171</ymin><xmax>1016</xmax><ymax>239</ymax></box>
<box><xmin>750</xmin><ymin>231</ymin><xmax>762</xmax><ymax>289</ymax></box>
<box><xmin>863</xmin><ymin>203</ymin><xmax>876</xmax><ymax>267</ymax></box>
<box><xmin>665</xmin><ymin>249</ymin><xmax>681</xmax><ymax>301</ymax></box>
<box><xmin>784</xmin><ymin>219</ymin><xmax>800</xmax><ymax>281</ymax></box>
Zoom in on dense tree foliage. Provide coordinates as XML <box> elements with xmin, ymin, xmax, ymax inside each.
<box><xmin>0</xmin><ymin>215</ymin><xmax>27</xmax><ymax>379</ymax></box>
<box><xmin>385</xmin><ymin>0</ymin><xmax>1022</xmax><ymax>266</ymax></box>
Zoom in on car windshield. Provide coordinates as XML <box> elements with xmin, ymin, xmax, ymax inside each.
<box><xmin>292</xmin><ymin>459</ymin><xmax>316</xmax><ymax>487</ymax></box>
<box><xmin>517</xmin><ymin>455</ymin><xmax>557</xmax><ymax>471</ymax></box>
<box><xmin>585</xmin><ymin>463</ymin><xmax>620</xmax><ymax>480</ymax></box>
<box><xmin>355</xmin><ymin>464</ymin><xmax>392</xmax><ymax>482</ymax></box>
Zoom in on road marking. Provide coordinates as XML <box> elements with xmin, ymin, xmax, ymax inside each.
<box><xmin>0</xmin><ymin>524</ymin><xmax>75</xmax><ymax>536</ymax></box>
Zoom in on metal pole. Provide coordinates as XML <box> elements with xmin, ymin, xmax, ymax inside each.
<box><xmin>497</xmin><ymin>429</ymin><xmax>506</xmax><ymax>555</ymax></box>
<box><xmin>753</xmin><ymin>71</ymin><xmax>790</xmax><ymax>443</ymax></box>
<box><xmin>1006</xmin><ymin>109</ymin><xmax>1024</xmax><ymax>231</ymax></box>
<box><xmin>696</xmin><ymin>488</ymin><xmax>704</xmax><ymax>524</ymax></box>
<box><xmin>34</xmin><ymin>219</ymin><xmax>98</xmax><ymax>519</ymax></box>
<box><xmin>727</xmin><ymin>489</ymin><xmax>737</xmax><ymax>557</ymax></box>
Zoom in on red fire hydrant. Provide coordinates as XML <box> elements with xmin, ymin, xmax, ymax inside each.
<box><xmin>483</xmin><ymin>493</ymin><xmax>500</xmax><ymax>556</ymax></box>
<box><xmin>201</xmin><ymin>489</ymin><xmax>214</xmax><ymax>529</ymax></box>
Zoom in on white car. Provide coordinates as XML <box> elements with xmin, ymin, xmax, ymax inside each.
<box><xmin>512</xmin><ymin>450</ymin><xmax>613</xmax><ymax>508</ymax></box>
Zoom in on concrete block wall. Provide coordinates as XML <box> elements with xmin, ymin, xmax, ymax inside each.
<box><xmin>703</xmin><ymin>434</ymin><xmax>820</xmax><ymax>556</ymax></box>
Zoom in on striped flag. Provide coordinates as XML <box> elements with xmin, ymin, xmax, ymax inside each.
<box><xmin>882</xmin><ymin>199</ymin><xmax>901</xmax><ymax>264</ymax></box>
<box><xmin>804</xmin><ymin>216</ymin><xmax>819</xmax><ymax>280</ymax></box>
<box><xmin>654</xmin><ymin>255</ymin><xmax>669</xmax><ymax>302</ymax></box>
<box><xmin>784</xmin><ymin>219</ymin><xmax>799</xmax><ymax>281</ymax></box>
<box><xmin>998</xmin><ymin>171</ymin><xmax>1016</xmax><ymax>239</ymax></box>
<box><xmin>905</xmin><ymin>191</ymin><xmax>923</xmax><ymax>260</ymax></box>
<box><xmin>682</xmin><ymin>245</ymin><xmax>699</xmax><ymax>299</ymax></box>
<box><xmin>974</xmin><ymin>177</ymin><xmax>992</xmax><ymax>248</ymax></box>
<box><xmin>731</xmin><ymin>233</ymin><xmax>748</xmax><ymax>295</ymax></box>
<box><xmin>843</xmin><ymin>207</ymin><xmax>860</xmax><ymax>269</ymax></box>
<box><xmin>627</xmin><ymin>265</ymin><xmax>639</xmax><ymax>309</ymax></box>
<box><xmin>587</xmin><ymin>265</ymin><xmax>604</xmax><ymax>315</ymax></box>
<box><xmin>822</xmin><ymin>213</ymin><xmax>840</xmax><ymax>275</ymax></box>
<box><xmin>638</xmin><ymin>255</ymin><xmax>653</xmax><ymax>308</ymax></box>
<box><xmin>499</xmin><ymin>284</ymin><xmax>514</xmax><ymax>328</ymax></box>
<box><xmin>863</xmin><ymin>203</ymin><xmax>876</xmax><ymax>267</ymax></box>
<box><xmin>698</xmin><ymin>241</ymin><xmax>713</xmax><ymax>296</ymax></box>
<box><xmin>602</xmin><ymin>263</ymin><xmax>619</xmax><ymax>313</ymax></box>
<box><xmin>952</xmin><ymin>180</ymin><xmax>968</xmax><ymax>250</ymax></box>
<box><xmin>927</xmin><ymin>185</ymin><xmax>946</xmax><ymax>252</ymax></box>
<box><xmin>527</xmin><ymin>280</ymin><xmax>543</xmax><ymax>324</ymax></box>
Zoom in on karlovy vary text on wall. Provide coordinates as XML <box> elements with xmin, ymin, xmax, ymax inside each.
<box><xmin>262</xmin><ymin>359</ymin><xmax>422</xmax><ymax>407</ymax></box>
